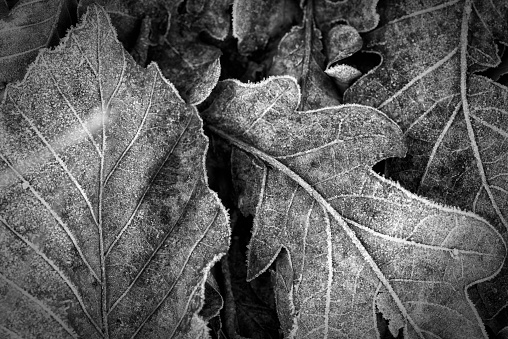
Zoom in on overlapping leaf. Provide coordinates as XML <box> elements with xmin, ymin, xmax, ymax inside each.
<box><xmin>202</xmin><ymin>76</ymin><xmax>506</xmax><ymax>338</ymax></box>
<box><xmin>344</xmin><ymin>0</ymin><xmax>508</xmax><ymax>323</ymax></box>
<box><xmin>0</xmin><ymin>6</ymin><xmax>229</xmax><ymax>338</ymax></box>
<box><xmin>268</xmin><ymin>6</ymin><xmax>340</xmax><ymax>110</ymax></box>
<box><xmin>0</xmin><ymin>0</ymin><xmax>77</xmax><ymax>85</ymax></box>
<box><xmin>79</xmin><ymin>0</ymin><xmax>227</xmax><ymax>105</ymax></box>
<box><xmin>232</xmin><ymin>0</ymin><xmax>301</xmax><ymax>55</ymax></box>
<box><xmin>313</xmin><ymin>0</ymin><xmax>379</xmax><ymax>34</ymax></box>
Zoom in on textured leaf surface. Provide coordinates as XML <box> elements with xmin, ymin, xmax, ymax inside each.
<box><xmin>232</xmin><ymin>0</ymin><xmax>301</xmax><ymax>55</ymax></box>
<box><xmin>0</xmin><ymin>6</ymin><xmax>229</xmax><ymax>338</ymax></box>
<box><xmin>203</xmin><ymin>76</ymin><xmax>506</xmax><ymax>338</ymax></box>
<box><xmin>344</xmin><ymin>0</ymin><xmax>508</xmax><ymax>320</ymax></box>
<box><xmin>0</xmin><ymin>0</ymin><xmax>77</xmax><ymax>84</ymax></box>
<box><xmin>268</xmin><ymin>4</ymin><xmax>340</xmax><ymax>110</ymax></box>
<box><xmin>313</xmin><ymin>0</ymin><xmax>379</xmax><ymax>34</ymax></box>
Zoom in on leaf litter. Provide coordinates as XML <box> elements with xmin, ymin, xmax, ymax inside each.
<box><xmin>1</xmin><ymin>0</ymin><xmax>508</xmax><ymax>338</ymax></box>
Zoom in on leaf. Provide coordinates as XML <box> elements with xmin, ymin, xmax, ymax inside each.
<box><xmin>344</xmin><ymin>0</ymin><xmax>508</xmax><ymax>320</ymax></box>
<box><xmin>148</xmin><ymin>5</ymin><xmax>225</xmax><ymax>105</ymax></box>
<box><xmin>268</xmin><ymin>6</ymin><xmax>340</xmax><ymax>110</ymax></box>
<box><xmin>227</xmin><ymin>226</ymin><xmax>280</xmax><ymax>339</ymax></box>
<box><xmin>202</xmin><ymin>76</ymin><xmax>506</xmax><ymax>338</ymax></box>
<box><xmin>232</xmin><ymin>0</ymin><xmax>301</xmax><ymax>55</ymax></box>
<box><xmin>79</xmin><ymin>0</ymin><xmax>225</xmax><ymax>105</ymax></box>
<box><xmin>0</xmin><ymin>0</ymin><xmax>77</xmax><ymax>85</ymax></box>
<box><xmin>323</xmin><ymin>24</ymin><xmax>363</xmax><ymax>68</ymax></box>
<box><xmin>313</xmin><ymin>0</ymin><xmax>379</xmax><ymax>34</ymax></box>
<box><xmin>267</xmin><ymin>0</ymin><xmax>374</xmax><ymax>109</ymax></box>
<box><xmin>186</xmin><ymin>0</ymin><xmax>232</xmax><ymax>41</ymax></box>
<box><xmin>0</xmin><ymin>5</ymin><xmax>229</xmax><ymax>338</ymax></box>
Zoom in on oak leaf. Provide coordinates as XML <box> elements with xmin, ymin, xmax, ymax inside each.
<box><xmin>202</xmin><ymin>76</ymin><xmax>506</xmax><ymax>338</ymax></box>
<box><xmin>344</xmin><ymin>0</ymin><xmax>508</xmax><ymax>324</ymax></box>
<box><xmin>0</xmin><ymin>6</ymin><xmax>229</xmax><ymax>338</ymax></box>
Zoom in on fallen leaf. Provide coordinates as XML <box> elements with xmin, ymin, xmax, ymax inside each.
<box><xmin>344</xmin><ymin>0</ymin><xmax>508</xmax><ymax>322</ymax></box>
<box><xmin>148</xmin><ymin>3</ymin><xmax>226</xmax><ymax>105</ymax></box>
<box><xmin>0</xmin><ymin>6</ymin><xmax>229</xmax><ymax>338</ymax></box>
<box><xmin>0</xmin><ymin>0</ymin><xmax>77</xmax><ymax>84</ymax></box>
<box><xmin>324</xmin><ymin>24</ymin><xmax>363</xmax><ymax>68</ymax></box>
<box><xmin>268</xmin><ymin>5</ymin><xmax>340</xmax><ymax>110</ymax></box>
<box><xmin>79</xmin><ymin>0</ymin><xmax>225</xmax><ymax>105</ymax></box>
<box><xmin>186</xmin><ymin>0</ymin><xmax>232</xmax><ymax>41</ymax></box>
<box><xmin>232</xmin><ymin>0</ymin><xmax>301</xmax><ymax>55</ymax></box>
<box><xmin>202</xmin><ymin>75</ymin><xmax>506</xmax><ymax>338</ymax></box>
<box><xmin>313</xmin><ymin>0</ymin><xmax>379</xmax><ymax>34</ymax></box>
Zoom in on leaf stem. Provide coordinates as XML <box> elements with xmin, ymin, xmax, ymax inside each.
<box><xmin>299</xmin><ymin>0</ymin><xmax>314</xmax><ymax>111</ymax></box>
<box><xmin>94</xmin><ymin>6</ymin><xmax>109</xmax><ymax>338</ymax></box>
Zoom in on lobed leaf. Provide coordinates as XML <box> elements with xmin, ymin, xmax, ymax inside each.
<box><xmin>203</xmin><ymin>76</ymin><xmax>506</xmax><ymax>338</ymax></box>
<box><xmin>344</xmin><ymin>0</ymin><xmax>508</xmax><ymax>322</ymax></box>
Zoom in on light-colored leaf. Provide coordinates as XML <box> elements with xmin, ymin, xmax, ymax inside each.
<box><xmin>0</xmin><ymin>6</ymin><xmax>229</xmax><ymax>338</ymax></box>
<box><xmin>0</xmin><ymin>0</ymin><xmax>77</xmax><ymax>84</ymax></box>
<box><xmin>203</xmin><ymin>75</ymin><xmax>506</xmax><ymax>338</ymax></box>
<box><xmin>344</xmin><ymin>0</ymin><xmax>508</xmax><ymax>320</ymax></box>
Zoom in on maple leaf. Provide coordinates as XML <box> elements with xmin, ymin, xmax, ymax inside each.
<box><xmin>202</xmin><ymin>76</ymin><xmax>506</xmax><ymax>338</ymax></box>
<box><xmin>0</xmin><ymin>6</ymin><xmax>229</xmax><ymax>338</ymax></box>
<box><xmin>0</xmin><ymin>0</ymin><xmax>77</xmax><ymax>85</ymax></box>
<box><xmin>344</xmin><ymin>0</ymin><xmax>508</xmax><ymax>325</ymax></box>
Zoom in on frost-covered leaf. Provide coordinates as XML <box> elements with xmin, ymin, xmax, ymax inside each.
<box><xmin>227</xmin><ymin>227</ymin><xmax>280</xmax><ymax>339</ymax></box>
<box><xmin>268</xmin><ymin>5</ymin><xmax>340</xmax><ymax>110</ymax></box>
<box><xmin>344</xmin><ymin>0</ymin><xmax>508</xmax><ymax>321</ymax></box>
<box><xmin>232</xmin><ymin>0</ymin><xmax>301</xmax><ymax>55</ymax></box>
<box><xmin>313</xmin><ymin>0</ymin><xmax>379</xmax><ymax>34</ymax></box>
<box><xmin>324</xmin><ymin>24</ymin><xmax>363</xmax><ymax>68</ymax></box>
<box><xmin>79</xmin><ymin>0</ymin><xmax>225</xmax><ymax>104</ymax></box>
<box><xmin>0</xmin><ymin>0</ymin><xmax>77</xmax><ymax>84</ymax></box>
<box><xmin>186</xmin><ymin>0</ymin><xmax>232</xmax><ymax>41</ymax></box>
<box><xmin>149</xmin><ymin>3</ymin><xmax>225</xmax><ymax>105</ymax></box>
<box><xmin>0</xmin><ymin>6</ymin><xmax>229</xmax><ymax>338</ymax></box>
<box><xmin>202</xmin><ymin>76</ymin><xmax>506</xmax><ymax>338</ymax></box>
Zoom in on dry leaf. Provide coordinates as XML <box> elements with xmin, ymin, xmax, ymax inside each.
<box><xmin>0</xmin><ymin>0</ymin><xmax>77</xmax><ymax>84</ymax></box>
<box><xmin>0</xmin><ymin>6</ymin><xmax>229</xmax><ymax>338</ymax></box>
<box><xmin>202</xmin><ymin>75</ymin><xmax>506</xmax><ymax>338</ymax></box>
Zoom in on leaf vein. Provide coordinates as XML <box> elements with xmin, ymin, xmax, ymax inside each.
<box><xmin>0</xmin><ymin>152</ymin><xmax>99</xmax><ymax>281</ymax></box>
<box><xmin>0</xmin><ymin>215</ymin><xmax>103</xmax><ymax>337</ymax></box>
<box><xmin>0</xmin><ymin>273</ymin><xmax>79</xmax><ymax>338</ymax></box>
